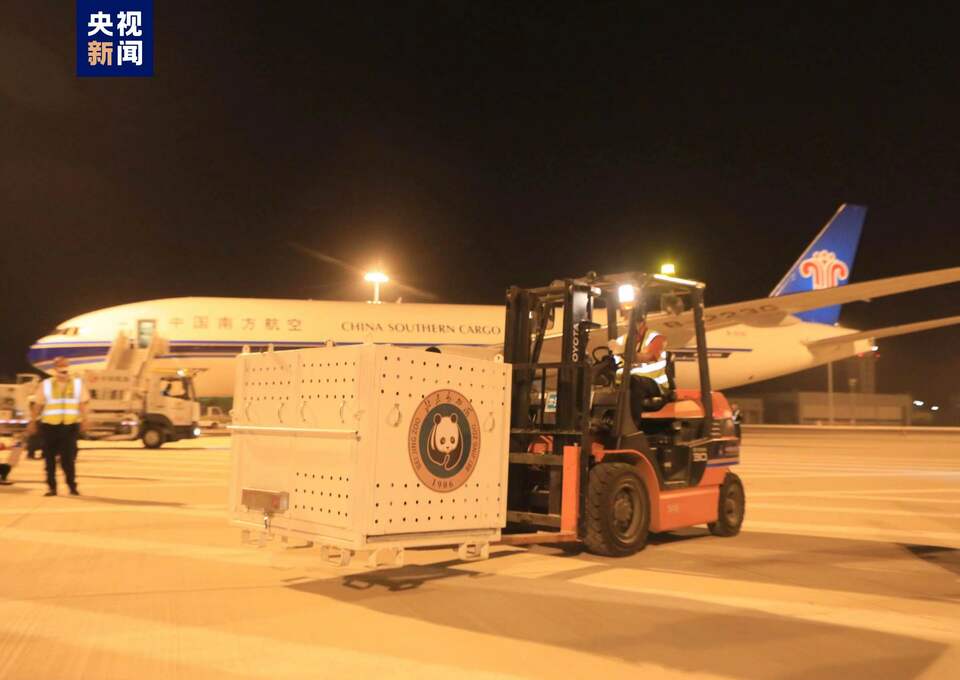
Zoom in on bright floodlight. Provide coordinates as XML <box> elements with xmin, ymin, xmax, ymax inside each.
<box><xmin>913</xmin><ymin>400</ymin><xmax>924</xmax><ymax>407</ymax></box>
<box><xmin>660</xmin><ymin>263</ymin><xmax>676</xmax><ymax>275</ymax></box>
<box><xmin>931</xmin><ymin>405</ymin><xmax>940</xmax><ymax>411</ymax></box>
<box><xmin>364</xmin><ymin>271</ymin><xmax>389</xmax><ymax>303</ymax></box>
<box><xmin>618</xmin><ymin>284</ymin><xmax>636</xmax><ymax>304</ymax></box>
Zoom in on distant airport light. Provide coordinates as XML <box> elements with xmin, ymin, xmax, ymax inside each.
<box><xmin>931</xmin><ymin>405</ymin><xmax>940</xmax><ymax>412</ymax></box>
<box><xmin>913</xmin><ymin>400</ymin><xmax>924</xmax><ymax>407</ymax></box>
<box><xmin>364</xmin><ymin>271</ymin><xmax>389</xmax><ymax>303</ymax></box>
<box><xmin>617</xmin><ymin>284</ymin><xmax>636</xmax><ymax>305</ymax></box>
<box><xmin>660</xmin><ymin>263</ymin><xmax>676</xmax><ymax>276</ymax></box>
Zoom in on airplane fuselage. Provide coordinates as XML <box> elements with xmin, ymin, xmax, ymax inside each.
<box><xmin>29</xmin><ymin>297</ymin><xmax>870</xmax><ymax>397</ymax></box>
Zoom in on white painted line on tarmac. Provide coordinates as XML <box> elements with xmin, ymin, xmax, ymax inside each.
<box><xmin>750</xmin><ymin>492</ymin><xmax>960</xmax><ymax>504</ymax></box>
<box><xmin>0</xmin><ymin>599</ymin><xmax>539</xmax><ymax>680</ymax></box>
<box><xmin>0</xmin><ymin>505</ymin><xmax>223</xmax><ymax>518</ymax></box>
<box><xmin>742</xmin><ymin>471</ymin><xmax>960</xmax><ymax>479</ymax></box>
<box><xmin>571</xmin><ymin>569</ymin><xmax>960</xmax><ymax>644</ymax></box>
<box><xmin>744</xmin><ymin>520</ymin><xmax>960</xmax><ymax>549</ymax></box>
<box><xmin>73</xmin><ymin>481</ymin><xmax>227</xmax><ymax>490</ymax></box>
<box><xmin>749</xmin><ymin>502</ymin><xmax>960</xmax><ymax>520</ymax></box>
<box><xmin>3</xmin><ymin>479</ymin><xmax>226</xmax><ymax>490</ymax></box>
<box><xmin>741</xmin><ymin>459</ymin><xmax>960</xmax><ymax>470</ymax></box>
<box><xmin>829</xmin><ymin>487</ymin><xmax>960</xmax><ymax>495</ymax></box>
<box><xmin>0</xmin><ymin>527</ymin><xmax>278</xmax><ymax>567</ymax></box>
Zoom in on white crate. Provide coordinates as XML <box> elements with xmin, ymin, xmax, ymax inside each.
<box><xmin>229</xmin><ymin>344</ymin><xmax>511</xmax><ymax>566</ymax></box>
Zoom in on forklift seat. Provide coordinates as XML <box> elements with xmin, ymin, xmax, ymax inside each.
<box><xmin>634</xmin><ymin>352</ymin><xmax>678</xmax><ymax>412</ymax></box>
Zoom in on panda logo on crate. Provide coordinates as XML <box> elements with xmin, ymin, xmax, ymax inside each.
<box><xmin>427</xmin><ymin>413</ymin><xmax>463</xmax><ymax>470</ymax></box>
<box><xmin>408</xmin><ymin>389</ymin><xmax>481</xmax><ymax>492</ymax></box>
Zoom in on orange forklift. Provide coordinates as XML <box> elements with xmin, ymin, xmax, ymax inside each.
<box><xmin>500</xmin><ymin>272</ymin><xmax>744</xmax><ymax>555</ymax></box>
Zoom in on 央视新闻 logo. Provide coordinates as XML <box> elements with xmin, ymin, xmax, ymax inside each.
<box><xmin>407</xmin><ymin>390</ymin><xmax>481</xmax><ymax>492</ymax></box>
<box><xmin>77</xmin><ymin>0</ymin><xmax>153</xmax><ymax>77</ymax></box>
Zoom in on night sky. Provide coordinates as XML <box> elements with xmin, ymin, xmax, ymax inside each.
<box><xmin>2</xmin><ymin>2</ymin><xmax>959</xmax><ymax>410</ymax></box>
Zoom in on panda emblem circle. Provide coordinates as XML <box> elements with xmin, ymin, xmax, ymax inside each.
<box><xmin>408</xmin><ymin>389</ymin><xmax>481</xmax><ymax>492</ymax></box>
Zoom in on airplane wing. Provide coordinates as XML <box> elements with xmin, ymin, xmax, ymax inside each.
<box><xmin>651</xmin><ymin>267</ymin><xmax>960</xmax><ymax>338</ymax></box>
<box><xmin>804</xmin><ymin>315</ymin><xmax>960</xmax><ymax>348</ymax></box>
<box><xmin>520</xmin><ymin>266</ymin><xmax>960</xmax><ymax>361</ymax></box>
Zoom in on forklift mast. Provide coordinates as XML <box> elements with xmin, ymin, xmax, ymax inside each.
<box><xmin>504</xmin><ymin>279</ymin><xmax>597</xmax><ymax>455</ymax></box>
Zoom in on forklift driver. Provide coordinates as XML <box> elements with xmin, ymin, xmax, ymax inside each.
<box><xmin>609</xmin><ymin>315</ymin><xmax>669</xmax><ymax>421</ymax></box>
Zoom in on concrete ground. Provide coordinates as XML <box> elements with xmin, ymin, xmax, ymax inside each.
<box><xmin>0</xmin><ymin>430</ymin><xmax>957</xmax><ymax>680</ymax></box>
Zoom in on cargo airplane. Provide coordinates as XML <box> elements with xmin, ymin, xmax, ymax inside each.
<box><xmin>28</xmin><ymin>205</ymin><xmax>960</xmax><ymax>397</ymax></box>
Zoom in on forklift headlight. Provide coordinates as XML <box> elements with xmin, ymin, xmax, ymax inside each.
<box><xmin>617</xmin><ymin>284</ymin><xmax>636</xmax><ymax>305</ymax></box>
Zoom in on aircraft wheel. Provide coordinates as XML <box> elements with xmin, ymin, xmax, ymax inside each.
<box><xmin>709</xmin><ymin>473</ymin><xmax>745</xmax><ymax>537</ymax></box>
<box><xmin>584</xmin><ymin>462</ymin><xmax>650</xmax><ymax>556</ymax></box>
<box><xmin>142</xmin><ymin>426</ymin><xmax>165</xmax><ymax>449</ymax></box>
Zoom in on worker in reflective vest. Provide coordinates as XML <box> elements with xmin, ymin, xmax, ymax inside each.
<box><xmin>609</xmin><ymin>317</ymin><xmax>669</xmax><ymax>418</ymax></box>
<box><xmin>27</xmin><ymin>356</ymin><xmax>88</xmax><ymax>496</ymax></box>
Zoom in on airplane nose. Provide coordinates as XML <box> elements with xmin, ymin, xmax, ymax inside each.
<box><xmin>27</xmin><ymin>343</ymin><xmax>51</xmax><ymax>368</ymax></box>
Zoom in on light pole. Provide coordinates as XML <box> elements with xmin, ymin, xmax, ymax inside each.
<box><xmin>827</xmin><ymin>361</ymin><xmax>834</xmax><ymax>425</ymax></box>
<box><xmin>848</xmin><ymin>377</ymin><xmax>858</xmax><ymax>425</ymax></box>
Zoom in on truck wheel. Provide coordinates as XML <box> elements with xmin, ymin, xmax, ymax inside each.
<box><xmin>142</xmin><ymin>427</ymin><xmax>165</xmax><ymax>449</ymax></box>
<box><xmin>708</xmin><ymin>473</ymin><xmax>745</xmax><ymax>537</ymax></box>
<box><xmin>584</xmin><ymin>462</ymin><xmax>650</xmax><ymax>556</ymax></box>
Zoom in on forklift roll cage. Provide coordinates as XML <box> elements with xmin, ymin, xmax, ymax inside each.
<box><xmin>504</xmin><ymin>271</ymin><xmax>713</xmax><ymax>447</ymax></box>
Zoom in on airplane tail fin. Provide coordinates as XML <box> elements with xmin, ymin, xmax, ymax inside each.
<box><xmin>769</xmin><ymin>203</ymin><xmax>867</xmax><ymax>325</ymax></box>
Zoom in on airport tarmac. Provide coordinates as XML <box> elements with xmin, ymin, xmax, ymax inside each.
<box><xmin>0</xmin><ymin>430</ymin><xmax>958</xmax><ymax>680</ymax></box>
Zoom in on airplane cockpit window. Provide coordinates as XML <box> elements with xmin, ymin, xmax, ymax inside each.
<box><xmin>50</xmin><ymin>327</ymin><xmax>80</xmax><ymax>336</ymax></box>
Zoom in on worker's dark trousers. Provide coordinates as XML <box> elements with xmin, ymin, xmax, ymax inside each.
<box><xmin>630</xmin><ymin>376</ymin><xmax>664</xmax><ymax>425</ymax></box>
<box><xmin>40</xmin><ymin>423</ymin><xmax>78</xmax><ymax>493</ymax></box>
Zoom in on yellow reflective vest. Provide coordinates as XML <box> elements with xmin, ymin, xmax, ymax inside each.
<box><xmin>616</xmin><ymin>329</ymin><xmax>668</xmax><ymax>390</ymax></box>
<box><xmin>40</xmin><ymin>377</ymin><xmax>84</xmax><ymax>425</ymax></box>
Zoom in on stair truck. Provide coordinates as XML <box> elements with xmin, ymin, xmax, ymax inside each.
<box><xmin>83</xmin><ymin>331</ymin><xmax>201</xmax><ymax>448</ymax></box>
<box><xmin>228</xmin><ymin>271</ymin><xmax>743</xmax><ymax>565</ymax></box>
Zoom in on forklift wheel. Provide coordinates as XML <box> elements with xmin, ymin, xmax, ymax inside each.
<box><xmin>584</xmin><ymin>462</ymin><xmax>650</xmax><ymax>557</ymax></box>
<box><xmin>708</xmin><ymin>473</ymin><xmax>745</xmax><ymax>537</ymax></box>
<box><xmin>142</xmin><ymin>427</ymin><xmax>165</xmax><ymax>449</ymax></box>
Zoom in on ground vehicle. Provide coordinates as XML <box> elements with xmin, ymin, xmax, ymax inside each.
<box><xmin>0</xmin><ymin>374</ymin><xmax>40</xmax><ymax>436</ymax></box>
<box><xmin>83</xmin><ymin>332</ymin><xmax>201</xmax><ymax>448</ymax></box>
<box><xmin>229</xmin><ymin>271</ymin><xmax>743</xmax><ymax>563</ymax></box>
<box><xmin>197</xmin><ymin>405</ymin><xmax>230</xmax><ymax>429</ymax></box>
<box><xmin>500</xmin><ymin>272</ymin><xmax>744</xmax><ymax>555</ymax></box>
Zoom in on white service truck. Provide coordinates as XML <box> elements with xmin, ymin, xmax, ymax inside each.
<box><xmin>81</xmin><ymin>331</ymin><xmax>201</xmax><ymax>448</ymax></box>
<box><xmin>84</xmin><ymin>368</ymin><xmax>201</xmax><ymax>448</ymax></box>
